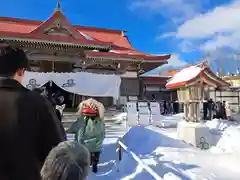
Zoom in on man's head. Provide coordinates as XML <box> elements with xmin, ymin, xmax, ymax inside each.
<box><xmin>0</xmin><ymin>42</ymin><xmax>28</xmax><ymax>83</ymax></box>
<box><xmin>41</xmin><ymin>141</ymin><xmax>90</xmax><ymax>180</ymax></box>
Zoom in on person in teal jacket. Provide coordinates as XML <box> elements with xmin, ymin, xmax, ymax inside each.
<box><xmin>67</xmin><ymin>98</ymin><xmax>105</xmax><ymax>173</ymax></box>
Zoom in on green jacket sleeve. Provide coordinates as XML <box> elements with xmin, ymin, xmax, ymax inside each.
<box><xmin>66</xmin><ymin>117</ymin><xmax>86</xmax><ymax>141</ymax></box>
<box><xmin>77</xmin><ymin>118</ymin><xmax>88</xmax><ymax>143</ymax></box>
<box><xmin>95</xmin><ymin>121</ymin><xmax>105</xmax><ymax>147</ymax></box>
<box><xmin>66</xmin><ymin>118</ymin><xmax>81</xmax><ymax>134</ymax></box>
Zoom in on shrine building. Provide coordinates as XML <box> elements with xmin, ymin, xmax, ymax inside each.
<box><xmin>0</xmin><ymin>2</ymin><xmax>171</xmax><ymax>107</ymax></box>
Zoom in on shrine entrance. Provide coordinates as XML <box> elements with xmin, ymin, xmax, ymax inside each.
<box><xmin>44</xmin><ymin>82</ymin><xmax>75</xmax><ymax>108</ymax></box>
<box><xmin>43</xmin><ymin>82</ymin><xmax>114</xmax><ymax>109</ymax></box>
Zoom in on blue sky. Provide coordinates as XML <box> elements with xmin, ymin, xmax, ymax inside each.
<box><xmin>1</xmin><ymin>0</ymin><xmax>240</xmax><ymax>75</ymax></box>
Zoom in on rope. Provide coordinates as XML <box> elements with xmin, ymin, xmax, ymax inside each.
<box><xmin>118</xmin><ymin>141</ymin><xmax>162</xmax><ymax>180</ymax></box>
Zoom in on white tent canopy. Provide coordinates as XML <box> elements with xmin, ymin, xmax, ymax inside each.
<box><xmin>22</xmin><ymin>71</ymin><xmax>121</xmax><ymax>98</ymax></box>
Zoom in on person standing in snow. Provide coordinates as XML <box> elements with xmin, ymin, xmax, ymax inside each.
<box><xmin>0</xmin><ymin>43</ymin><xmax>65</xmax><ymax>180</ymax></box>
<box><xmin>225</xmin><ymin>101</ymin><xmax>232</xmax><ymax>121</ymax></box>
<box><xmin>163</xmin><ymin>100</ymin><xmax>167</xmax><ymax>114</ymax></box>
<box><xmin>203</xmin><ymin>98</ymin><xmax>208</xmax><ymax>120</ymax></box>
<box><xmin>207</xmin><ymin>99</ymin><xmax>214</xmax><ymax>120</ymax></box>
<box><xmin>67</xmin><ymin>98</ymin><xmax>105</xmax><ymax>173</ymax></box>
<box><xmin>222</xmin><ymin>101</ymin><xmax>227</xmax><ymax>119</ymax></box>
<box><xmin>48</xmin><ymin>91</ymin><xmax>65</xmax><ymax>122</ymax></box>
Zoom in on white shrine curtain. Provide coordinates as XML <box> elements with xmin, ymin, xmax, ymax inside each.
<box><xmin>23</xmin><ymin>71</ymin><xmax>121</xmax><ymax>98</ymax></box>
<box><xmin>22</xmin><ymin>71</ymin><xmax>51</xmax><ymax>90</ymax></box>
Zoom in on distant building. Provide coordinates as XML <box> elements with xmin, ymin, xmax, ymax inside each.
<box><xmin>140</xmin><ymin>68</ymin><xmax>184</xmax><ymax>102</ymax></box>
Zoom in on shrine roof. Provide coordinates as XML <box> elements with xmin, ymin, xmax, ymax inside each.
<box><xmin>86</xmin><ymin>51</ymin><xmax>170</xmax><ymax>62</ymax></box>
<box><xmin>0</xmin><ymin>13</ymin><xmax>170</xmax><ymax>62</ymax></box>
<box><xmin>166</xmin><ymin>62</ymin><xmax>230</xmax><ymax>89</ymax></box>
<box><xmin>140</xmin><ymin>66</ymin><xmax>188</xmax><ymax>79</ymax></box>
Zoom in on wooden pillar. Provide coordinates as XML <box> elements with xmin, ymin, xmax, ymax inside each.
<box><xmin>184</xmin><ymin>103</ymin><xmax>189</xmax><ymax>121</ymax></box>
<box><xmin>193</xmin><ymin>102</ymin><xmax>200</xmax><ymax>122</ymax></box>
<box><xmin>189</xmin><ymin>103</ymin><xmax>194</xmax><ymax>122</ymax></box>
<box><xmin>192</xmin><ymin>102</ymin><xmax>196</xmax><ymax>122</ymax></box>
<box><xmin>238</xmin><ymin>92</ymin><xmax>240</xmax><ymax>112</ymax></box>
<box><xmin>196</xmin><ymin>102</ymin><xmax>200</xmax><ymax>122</ymax></box>
<box><xmin>214</xmin><ymin>90</ymin><xmax>217</xmax><ymax>102</ymax></box>
<box><xmin>220</xmin><ymin>91</ymin><xmax>222</xmax><ymax>102</ymax></box>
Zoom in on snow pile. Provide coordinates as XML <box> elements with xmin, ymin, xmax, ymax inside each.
<box><xmin>210</xmin><ymin>126</ymin><xmax>240</xmax><ymax>153</ymax></box>
<box><xmin>166</xmin><ymin>66</ymin><xmax>202</xmax><ymax>86</ymax></box>
<box><xmin>112</xmin><ymin>112</ymin><xmax>127</xmax><ymax>123</ymax></box>
<box><xmin>115</xmin><ymin>126</ymin><xmax>188</xmax><ymax>179</ymax></box>
<box><xmin>122</xmin><ymin>126</ymin><xmax>186</xmax><ymax>155</ymax></box>
<box><xmin>163</xmin><ymin>172</ymin><xmax>182</xmax><ymax>180</ymax></box>
<box><xmin>205</xmin><ymin>119</ymin><xmax>239</xmax><ymax>147</ymax></box>
<box><xmin>232</xmin><ymin>113</ymin><xmax>240</xmax><ymax>122</ymax></box>
<box><xmin>172</xmin><ymin>113</ymin><xmax>184</xmax><ymax>118</ymax></box>
<box><xmin>116</xmin><ymin>155</ymin><xmax>157</xmax><ymax>180</ymax></box>
<box><xmin>87</xmin><ymin>121</ymin><xmax>240</xmax><ymax>179</ymax></box>
<box><xmin>205</xmin><ymin>119</ymin><xmax>232</xmax><ymax>132</ymax></box>
<box><xmin>154</xmin><ymin>113</ymin><xmax>184</xmax><ymax>128</ymax></box>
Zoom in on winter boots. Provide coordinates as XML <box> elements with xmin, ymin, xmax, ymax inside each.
<box><xmin>90</xmin><ymin>152</ymin><xmax>100</xmax><ymax>173</ymax></box>
<box><xmin>92</xmin><ymin>163</ymin><xmax>98</xmax><ymax>173</ymax></box>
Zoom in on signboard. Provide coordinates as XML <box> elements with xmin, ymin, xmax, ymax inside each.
<box><xmin>129</xmin><ymin>96</ymin><xmax>138</xmax><ymax>101</ymax></box>
<box><xmin>126</xmin><ymin>102</ymin><xmax>138</xmax><ymax>126</ymax></box>
<box><xmin>150</xmin><ymin>102</ymin><xmax>161</xmax><ymax>123</ymax></box>
<box><xmin>138</xmin><ymin>102</ymin><xmax>150</xmax><ymax>126</ymax></box>
<box><xmin>145</xmin><ymin>86</ymin><xmax>161</xmax><ymax>91</ymax></box>
<box><xmin>126</xmin><ymin>101</ymin><xmax>162</xmax><ymax>127</ymax></box>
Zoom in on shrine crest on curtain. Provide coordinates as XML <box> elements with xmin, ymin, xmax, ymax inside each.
<box><xmin>62</xmin><ymin>79</ymin><xmax>76</xmax><ymax>88</ymax></box>
<box><xmin>26</xmin><ymin>79</ymin><xmax>40</xmax><ymax>90</ymax></box>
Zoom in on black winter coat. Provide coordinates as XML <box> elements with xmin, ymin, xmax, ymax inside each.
<box><xmin>0</xmin><ymin>78</ymin><xmax>66</xmax><ymax>180</ymax></box>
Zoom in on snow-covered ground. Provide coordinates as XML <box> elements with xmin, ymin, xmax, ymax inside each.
<box><xmin>118</xmin><ymin>126</ymin><xmax>240</xmax><ymax>180</ymax></box>
<box><xmin>86</xmin><ymin>121</ymin><xmax>127</xmax><ymax>180</ymax></box>
<box><xmin>65</xmin><ymin>112</ymin><xmax>240</xmax><ymax>180</ymax></box>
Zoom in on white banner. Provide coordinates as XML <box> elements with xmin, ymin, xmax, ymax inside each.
<box><xmin>23</xmin><ymin>71</ymin><xmax>121</xmax><ymax>98</ymax></box>
<box><xmin>22</xmin><ymin>71</ymin><xmax>51</xmax><ymax>90</ymax></box>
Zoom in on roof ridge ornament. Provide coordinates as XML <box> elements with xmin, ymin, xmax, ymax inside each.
<box><xmin>56</xmin><ymin>0</ymin><xmax>61</xmax><ymax>11</ymax></box>
<box><xmin>196</xmin><ymin>58</ymin><xmax>208</xmax><ymax>69</ymax></box>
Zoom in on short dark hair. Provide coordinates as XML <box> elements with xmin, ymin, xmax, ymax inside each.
<box><xmin>0</xmin><ymin>42</ymin><xmax>29</xmax><ymax>76</ymax></box>
<box><xmin>41</xmin><ymin>141</ymin><xmax>90</xmax><ymax>180</ymax></box>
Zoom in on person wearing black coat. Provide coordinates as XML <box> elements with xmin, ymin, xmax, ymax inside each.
<box><xmin>49</xmin><ymin>91</ymin><xmax>65</xmax><ymax>122</ymax></box>
<box><xmin>203</xmin><ymin>101</ymin><xmax>208</xmax><ymax>120</ymax></box>
<box><xmin>207</xmin><ymin>99</ymin><xmax>214</xmax><ymax>120</ymax></box>
<box><xmin>0</xmin><ymin>43</ymin><xmax>66</xmax><ymax>180</ymax></box>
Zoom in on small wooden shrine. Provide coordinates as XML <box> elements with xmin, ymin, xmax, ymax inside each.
<box><xmin>166</xmin><ymin>62</ymin><xmax>229</xmax><ymax>122</ymax></box>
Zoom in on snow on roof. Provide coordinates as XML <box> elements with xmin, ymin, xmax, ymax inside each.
<box><xmin>110</xmin><ymin>50</ymin><xmax>121</xmax><ymax>54</ymax></box>
<box><xmin>79</xmin><ymin>31</ymin><xmax>94</xmax><ymax>40</ymax></box>
<box><xmin>166</xmin><ymin>65</ymin><xmax>202</xmax><ymax>86</ymax></box>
